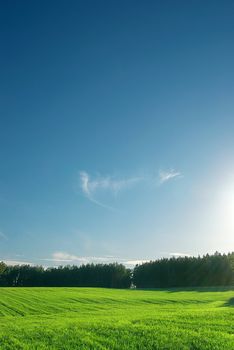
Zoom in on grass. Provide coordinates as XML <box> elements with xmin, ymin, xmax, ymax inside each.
<box><xmin>0</xmin><ymin>287</ymin><xmax>233</xmax><ymax>349</ymax></box>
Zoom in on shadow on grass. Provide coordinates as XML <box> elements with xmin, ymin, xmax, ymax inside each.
<box><xmin>134</xmin><ymin>286</ymin><xmax>234</xmax><ymax>293</ymax></box>
<box><xmin>223</xmin><ymin>297</ymin><xmax>234</xmax><ymax>307</ymax></box>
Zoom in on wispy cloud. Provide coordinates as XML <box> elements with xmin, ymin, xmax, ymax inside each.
<box><xmin>1</xmin><ymin>259</ymin><xmax>33</xmax><ymax>266</ymax></box>
<box><xmin>43</xmin><ymin>252</ymin><xmax>117</xmax><ymax>265</ymax></box>
<box><xmin>158</xmin><ymin>169</ymin><xmax>182</xmax><ymax>184</ymax></box>
<box><xmin>41</xmin><ymin>252</ymin><xmax>150</xmax><ymax>267</ymax></box>
<box><xmin>79</xmin><ymin>171</ymin><xmax>142</xmax><ymax>210</ymax></box>
<box><xmin>78</xmin><ymin>168</ymin><xmax>183</xmax><ymax>209</ymax></box>
<box><xmin>52</xmin><ymin>252</ymin><xmax>82</xmax><ymax>262</ymax></box>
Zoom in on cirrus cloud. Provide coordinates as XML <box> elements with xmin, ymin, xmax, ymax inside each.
<box><xmin>79</xmin><ymin>171</ymin><xmax>142</xmax><ymax>210</ymax></box>
<box><xmin>158</xmin><ymin>169</ymin><xmax>182</xmax><ymax>184</ymax></box>
<box><xmin>78</xmin><ymin>168</ymin><xmax>183</xmax><ymax>210</ymax></box>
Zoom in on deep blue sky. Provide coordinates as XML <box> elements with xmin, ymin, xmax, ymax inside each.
<box><xmin>1</xmin><ymin>1</ymin><xmax>234</xmax><ymax>266</ymax></box>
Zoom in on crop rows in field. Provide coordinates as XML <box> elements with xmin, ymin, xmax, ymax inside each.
<box><xmin>0</xmin><ymin>287</ymin><xmax>233</xmax><ymax>349</ymax></box>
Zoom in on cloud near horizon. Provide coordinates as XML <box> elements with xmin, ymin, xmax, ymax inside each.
<box><xmin>44</xmin><ymin>251</ymin><xmax>116</xmax><ymax>264</ymax></box>
<box><xmin>1</xmin><ymin>259</ymin><xmax>33</xmax><ymax>266</ymax></box>
<box><xmin>43</xmin><ymin>252</ymin><xmax>149</xmax><ymax>267</ymax></box>
<box><xmin>1</xmin><ymin>252</ymin><xmax>192</xmax><ymax>268</ymax></box>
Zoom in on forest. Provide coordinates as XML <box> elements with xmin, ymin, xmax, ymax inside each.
<box><xmin>0</xmin><ymin>252</ymin><xmax>233</xmax><ymax>288</ymax></box>
<box><xmin>133</xmin><ymin>252</ymin><xmax>234</xmax><ymax>288</ymax></box>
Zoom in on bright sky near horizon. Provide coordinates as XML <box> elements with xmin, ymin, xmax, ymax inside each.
<box><xmin>0</xmin><ymin>0</ymin><xmax>234</xmax><ymax>267</ymax></box>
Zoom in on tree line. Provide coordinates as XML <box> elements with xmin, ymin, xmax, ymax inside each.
<box><xmin>0</xmin><ymin>263</ymin><xmax>131</xmax><ymax>288</ymax></box>
<box><xmin>133</xmin><ymin>252</ymin><xmax>234</xmax><ymax>288</ymax></box>
<box><xmin>0</xmin><ymin>252</ymin><xmax>233</xmax><ymax>288</ymax></box>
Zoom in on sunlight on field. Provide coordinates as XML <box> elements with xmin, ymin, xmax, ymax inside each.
<box><xmin>0</xmin><ymin>287</ymin><xmax>233</xmax><ymax>349</ymax></box>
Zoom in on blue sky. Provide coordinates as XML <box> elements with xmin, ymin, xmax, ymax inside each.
<box><xmin>1</xmin><ymin>0</ymin><xmax>234</xmax><ymax>266</ymax></box>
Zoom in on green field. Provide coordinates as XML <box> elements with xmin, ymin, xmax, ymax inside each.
<box><xmin>0</xmin><ymin>287</ymin><xmax>233</xmax><ymax>349</ymax></box>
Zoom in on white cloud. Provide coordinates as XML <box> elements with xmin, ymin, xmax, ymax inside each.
<box><xmin>2</xmin><ymin>259</ymin><xmax>33</xmax><ymax>266</ymax></box>
<box><xmin>43</xmin><ymin>252</ymin><xmax>113</xmax><ymax>265</ymax></box>
<box><xmin>80</xmin><ymin>171</ymin><xmax>141</xmax><ymax>195</ymax></box>
<box><xmin>158</xmin><ymin>169</ymin><xmax>182</xmax><ymax>184</ymax></box>
<box><xmin>52</xmin><ymin>252</ymin><xmax>83</xmax><ymax>262</ymax></box>
<box><xmin>41</xmin><ymin>252</ymin><xmax>150</xmax><ymax>268</ymax></box>
<box><xmin>78</xmin><ymin>168</ymin><xmax>183</xmax><ymax>209</ymax></box>
<box><xmin>79</xmin><ymin>171</ymin><xmax>142</xmax><ymax>210</ymax></box>
<box><xmin>51</xmin><ymin>252</ymin><xmax>133</xmax><ymax>265</ymax></box>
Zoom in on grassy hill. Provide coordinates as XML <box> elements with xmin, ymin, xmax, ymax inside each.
<box><xmin>0</xmin><ymin>287</ymin><xmax>233</xmax><ymax>349</ymax></box>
